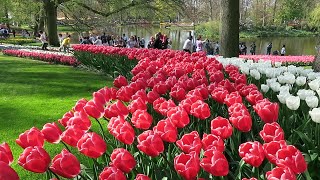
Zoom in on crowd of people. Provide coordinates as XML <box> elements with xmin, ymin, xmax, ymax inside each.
<box><xmin>79</xmin><ymin>32</ymin><xmax>172</xmax><ymax>50</ymax></box>
<box><xmin>183</xmin><ymin>35</ymin><xmax>220</xmax><ymax>55</ymax></box>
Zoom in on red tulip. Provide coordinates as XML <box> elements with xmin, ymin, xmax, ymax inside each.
<box><xmin>246</xmin><ymin>90</ymin><xmax>263</xmax><ymax>105</ymax></box>
<box><xmin>77</xmin><ymin>132</ymin><xmax>107</xmax><ymax>158</ymax></box>
<box><xmin>201</xmin><ymin>133</ymin><xmax>225</xmax><ymax>152</ymax></box>
<box><xmin>99</xmin><ymin>166</ymin><xmax>126</xmax><ymax>180</ymax></box>
<box><xmin>190</xmin><ymin>100</ymin><xmax>211</xmax><ymax>120</ymax></box>
<box><xmin>210</xmin><ymin>116</ymin><xmax>233</xmax><ymax>139</ymax></box>
<box><xmin>259</xmin><ymin>122</ymin><xmax>285</xmax><ymax>143</ymax></box>
<box><xmin>240</xmin><ymin>84</ymin><xmax>258</xmax><ymax>97</ymax></box>
<box><xmin>266</xmin><ymin>167</ymin><xmax>296</xmax><ymax>180</ymax></box>
<box><xmin>128</xmin><ymin>97</ymin><xmax>147</xmax><ymax>113</ymax></box>
<box><xmin>104</xmin><ymin>100</ymin><xmax>129</xmax><ymax>119</ymax></box>
<box><xmin>110</xmin><ymin>148</ymin><xmax>136</xmax><ymax>173</ymax></box>
<box><xmin>131</xmin><ymin>109</ymin><xmax>153</xmax><ymax>130</ymax></box>
<box><xmin>179</xmin><ymin>96</ymin><xmax>202</xmax><ymax>114</ymax></box>
<box><xmin>135</xmin><ymin>174</ymin><xmax>151</xmax><ymax>180</ymax></box>
<box><xmin>73</xmin><ymin>98</ymin><xmax>88</xmax><ymax>112</ymax></box>
<box><xmin>41</xmin><ymin>122</ymin><xmax>63</xmax><ymax>144</ymax></box>
<box><xmin>153</xmin><ymin>81</ymin><xmax>168</xmax><ymax>95</ymax></box>
<box><xmin>224</xmin><ymin>92</ymin><xmax>243</xmax><ymax>107</ymax></box>
<box><xmin>174</xmin><ymin>152</ymin><xmax>200</xmax><ymax>180</ymax></box>
<box><xmin>153</xmin><ymin>119</ymin><xmax>178</xmax><ymax>142</ymax></box>
<box><xmin>176</xmin><ymin>131</ymin><xmax>202</xmax><ymax>154</ymax></box>
<box><xmin>83</xmin><ymin>100</ymin><xmax>104</xmax><ymax>119</ymax></box>
<box><xmin>137</xmin><ymin>130</ymin><xmax>164</xmax><ymax>157</ymax></box>
<box><xmin>253</xmin><ymin>99</ymin><xmax>279</xmax><ymax>123</ymax></box>
<box><xmin>263</xmin><ymin>140</ymin><xmax>287</xmax><ymax>164</ymax></box>
<box><xmin>147</xmin><ymin>90</ymin><xmax>160</xmax><ymax>104</ymax></box>
<box><xmin>209</xmin><ymin>70</ymin><xmax>224</xmax><ymax>83</ymax></box>
<box><xmin>50</xmin><ymin>149</ymin><xmax>81</xmax><ymax>178</ymax></box>
<box><xmin>229</xmin><ymin>112</ymin><xmax>252</xmax><ymax>132</ymax></box>
<box><xmin>61</xmin><ymin>127</ymin><xmax>86</xmax><ymax>147</ymax></box>
<box><xmin>116</xmin><ymin>86</ymin><xmax>134</xmax><ymax>102</ymax></box>
<box><xmin>211</xmin><ymin>87</ymin><xmax>229</xmax><ymax>104</ymax></box>
<box><xmin>58</xmin><ymin>111</ymin><xmax>74</xmax><ymax>127</ymax></box>
<box><xmin>66</xmin><ymin>110</ymin><xmax>91</xmax><ymax>131</ymax></box>
<box><xmin>108</xmin><ymin>116</ymin><xmax>135</xmax><ymax>145</ymax></box>
<box><xmin>239</xmin><ymin>141</ymin><xmax>265</xmax><ymax>167</ymax></box>
<box><xmin>157</xmin><ymin>100</ymin><xmax>177</xmax><ymax>116</ymax></box>
<box><xmin>16</xmin><ymin>127</ymin><xmax>44</xmax><ymax>149</ymax></box>
<box><xmin>0</xmin><ymin>161</ymin><xmax>19</xmax><ymax>180</ymax></box>
<box><xmin>113</xmin><ymin>75</ymin><xmax>128</xmax><ymax>88</ymax></box>
<box><xmin>170</xmin><ymin>85</ymin><xmax>186</xmax><ymax>101</ymax></box>
<box><xmin>132</xmin><ymin>89</ymin><xmax>148</xmax><ymax>102</ymax></box>
<box><xmin>167</xmin><ymin>106</ymin><xmax>190</xmax><ymax>128</ymax></box>
<box><xmin>18</xmin><ymin>146</ymin><xmax>51</xmax><ymax>173</ymax></box>
<box><xmin>200</xmin><ymin>149</ymin><xmax>229</xmax><ymax>176</ymax></box>
<box><xmin>276</xmin><ymin>145</ymin><xmax>307</xmax><ymax>174</ymax></box>
<box><xmin>0</xmin><ymin>143</ymin><xmax>13</xmax><ymax>165</ymax></box>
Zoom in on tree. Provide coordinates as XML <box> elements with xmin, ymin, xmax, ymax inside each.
<box><xmin>219</xmin><ymin>0</ymin><xmax>239</xmax><ymax>57</ymax></box>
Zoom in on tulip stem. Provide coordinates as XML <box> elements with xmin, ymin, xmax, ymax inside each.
<box><xmin>95</xmin><ymin>118</ymin><xmax>107</xmax><ymax>142</ymax></box>
<box><xmin>61</xmin><ymin>141</ymin><xmax>72</xmax><ymax>153</ymax></box>
<box><xmin>49</xmin><ymin>169</ymin><xmax>61</xmax><ymax>180</ymax></box>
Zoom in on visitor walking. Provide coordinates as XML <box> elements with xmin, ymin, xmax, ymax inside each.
<box><xmin>12</xmin><ymin>29</ymin><xmax>16</xmax><ymax>38</ymax></box>
<box><xmin>250</xmin><ymin>42</ymin><xmax>256</xmax><ymax>55</ymax></box>
<box><xmin>196</xmin><ymin>35</ymin><xmax>206</xmax><ymax>52</ymax></box>
<box><xmin>101</xmin><ymin>33</ymin><xmax>107</xmax><ymax>44</ymax></box>
<box><xmin>281</xmin><ymin>45</ymin><xmax>286</xmax><ymax>56</ymax></box>
<box><xmin>240</xmin><ymin>43</ymin><xmax>247</xmax><ymax>55</ymax></box>
<box><xmin>183</xmin><ymin>36</ymin><xmax>193</xmax><ymax>53</ymax></box>
<box><xmin>147</xmin><ymin>36</ymin><xmax>155</xmax><ymax>49</ymax></box>
<box><xmin>94</xmin><ymin>36</ymin><xmax>103</xmax><ymax>45</ymax></box>
<box><xmin>162</xmin><ymin>34</ymin><xmax>169</xmax><ymax>49</ymax></box>
<box><xmin>39</xmin><ymin>31</ymin><xmax>48</xmax><ymax>50</ymax></box>
<box><xmin>214</xmin><ymin>41</ymin><xmax>220</xmax><ymax>55</ymax></box>
<box><xmin>140</xmin><ymin>38</ymin><xmax>145</xmax><ymax>48</ymax></box>
<box><xmin>127</xmin><ymin>36</ymin><xmax>138</xmax><ymax>48</ymax></box>
<box><xmin>58</xmin><ymin>34</ymin><xmax>64</xmax><ymax>52</ymax></box>
<box><xmin>61</xmin><ymin>34</ymin><xmax>71</xmax><ymax>53</ymax></box>
<box><xmin>267</xmin><ymin>43</ymin><xmax>273</xmax><ymax>55</ymax></box>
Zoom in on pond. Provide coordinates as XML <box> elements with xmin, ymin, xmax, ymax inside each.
<box><xmin>69</xmin><ymin>25</ymin><xmax>318</xmax><ymax>56</ymax></box>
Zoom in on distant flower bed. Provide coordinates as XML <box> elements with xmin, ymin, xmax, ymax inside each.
<box><xmin>240</xmin><ymin>55</ymin><xmax>315</xmax><ymax>66</ymax></box>
<box><xmin>0</xmin><ymin>38</ymin><xmax>36</xmax><ymax>45</ymax></box>
<box><xmin>2</xmin><ymin>49</ymin><xmax>79</xmax><ymax>66</ymax></box>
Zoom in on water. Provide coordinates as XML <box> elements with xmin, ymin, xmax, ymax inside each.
<box><xmin>70</xmin><ymin>25</ymin><xmax>318</xmax><ymax>56</ymax></box>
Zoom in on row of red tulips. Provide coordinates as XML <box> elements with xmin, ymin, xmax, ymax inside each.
<box><xmin>2</xmin><ymin>49</ymin><xmax>79</xmax><ymax>66</ymax></box>
<box><xmin>0</xmin><ymin>46</ymin><xmax>311</xmax><ymax>180</ymax></box>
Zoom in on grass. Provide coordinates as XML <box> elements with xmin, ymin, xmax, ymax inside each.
<box><xmin>0</xmin><ymin>54</ymin><xmax>112</xmax><ymax>179</ymax></box>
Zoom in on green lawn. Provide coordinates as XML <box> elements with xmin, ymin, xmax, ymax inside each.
<box><xmin>0</xmin><ymin>55</ymin><xmax>112</xmax><ymax>179</ymax></box>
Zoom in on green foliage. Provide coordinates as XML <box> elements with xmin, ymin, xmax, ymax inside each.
<box><xmin>74</xmin><ymin>51</ymin><xmax>138</xmax><ymax>79</ymax></box>
<box><xmin>195</xmin><ymin>21</ymin><xmax>220</xmax><ymax>40</ymax></box>
<box><xmin>277</xmin><ymin>0</ymin><xmax>304</xmax><ymax>22</ymax></box>
<box><xmin>308</xmin><ymin>4</ymin><xmax>320</xmax><ymax>30</ymax></box>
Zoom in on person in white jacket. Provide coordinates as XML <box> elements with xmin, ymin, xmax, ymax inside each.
<box><xmin>183</xmin><ymin>36</ymin><xmax>193</xmax><ymax>53</ymax></box>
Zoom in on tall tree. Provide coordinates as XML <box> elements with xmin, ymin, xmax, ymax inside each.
<box><xmin>220</xmin><ymin>0</ymin><xmax>239</xmax><ymax>57</ymax></box>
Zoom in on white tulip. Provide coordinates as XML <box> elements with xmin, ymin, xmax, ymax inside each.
<box><xmin>309</xmin><ymin>80</ymin><xmax>320</xmax><ymax>91</ymax></box>
<box><xmin>286</xmin><ymin>96</ymin><xmax>300</xmax><ymax>110</ymax></box>
<box><xmin>274</xmin><ymin>62</ymin><xmax>282</xmax><ymax>67</ymax></box>
<box><xmin>270</xmin><ymin>82</ymin><xmax>281</xmax><ymax>92</ymax></box>
<box><xmin>240</xmin><ymin>65</ymin><xmax>250</xmax><ymax>75</ymax></box>
<box><xmin>306</xmin><ymin>96</ymin><xmax>319</xmax><ymax>108</ymax></box>
<box><xmin>279</xmin><ymin>85</ymin><xmax>290</xmax><ymax>94</ymax></box>
<box><xmin>284</xmin><ymin>73</ymin><xmax>296</xmax><ymax>84</ymax></box>
<box><xmin>277</xmin><ymin>75</ymin><xmax>286</xmax><ymax>84</ymax></box>
<box><xmin>309</xmin><ymin>108</ymin><xmax>320</xmax><ymax>123</ymax></box>
<box><xmin>250</xmin><ymin>69</ymin><xmax>261</xmax><ymax>80</ymax></box>
<box><xmin>297</xmin><ymin>89</ymin><xmax>315</xmax><ymax>100</ymax></box>
<box><xmin>266</xmin><ymin>78</ymin><xmax>277</xmax><ymax>87</ymax></box>
<box><xmin>261</xmin><ymin>84</ymin><xmax>269</xmax><ymax>93</ymax></box>
<box><xmin>308</xmin><ymin>72</ymin><xmax>318</xmax><ymax>81</ymax></box>
<box><xmin>296</xmin><ymin>76</ymin><xmax>307</xmax><ymax>86</ymax></box>
<box><xmin>277</xmin><ymin>92</ymin><xmax>291</xmax><ymax>104</ymax></box>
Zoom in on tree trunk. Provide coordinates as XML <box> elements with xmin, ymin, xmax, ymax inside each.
<box><xmin>220</xmin><ymin>0</ymin><xmax>239</xmax><ymax>58</ymax></box>
<box><xmin>43</xmin><ymin>0</ymin><xmax>59</xmax><ymax>46</ymax></box>
<box><xmin>272</xmin><ymin>0</ymin><xmax>277</xmax><ymax>23</ymax></box>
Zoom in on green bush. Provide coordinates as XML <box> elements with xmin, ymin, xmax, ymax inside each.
<box><xmin>195</xmin><ymin>21</ymin><xmax>220</xmax><ymax>40</ymax></box>
<box><xmin>74</xmin><ymin>51</ymin><xmax>138</xmax><ymax>79</ymax></box>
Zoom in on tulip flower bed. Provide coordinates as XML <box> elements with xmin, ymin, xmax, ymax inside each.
<box><xmin>2</xmin><ymin>49</ymin><xmax>79</xmax><ymax>66</ymax></box>
<box><xmin>1</xmin><ymin>47</ymin><xmax>319</xmax><ymax>180</ymax></box>
<box><xmin>73</xmin><ymin>45</ymin><xmax>139</xmax><ymax>79</ymax></box>
<box><xmin>240</xmin><ymin>55</ymin><xmax>315</xmax><ymax>66</ymax></box>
